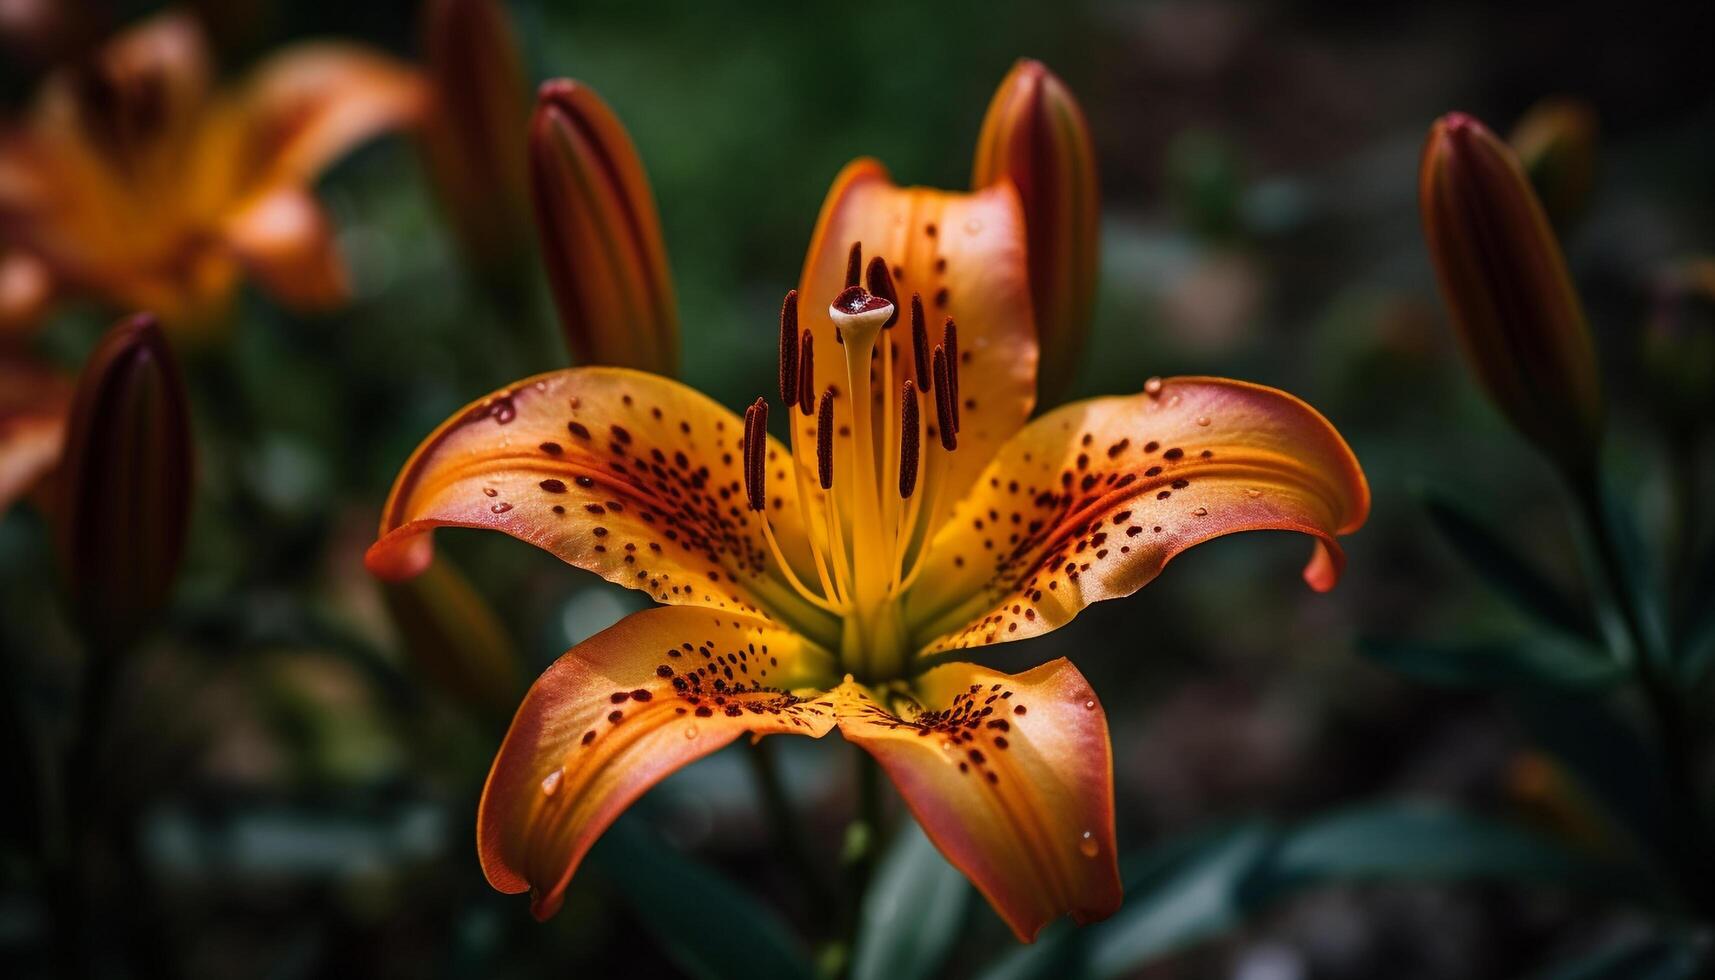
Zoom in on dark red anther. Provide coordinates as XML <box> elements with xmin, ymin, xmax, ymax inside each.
<box><xmin>910</xmin><ymin>293</ymin><xmax>931</xmax><ymax>388</ymax></box>
<box><xmin>866</xmin><ymin>256</ymin><xmax>899</xmax><ymax>328</ymax></box>
<box><xmin>942</xmin><ymin>317</ymin><xmax>960</xmax><ymax>433</ymax></box>
<box><xmin>932</xmin><ymin>346</ymin><xmax>958</xmax><ymax>451</ymax></box>
<box><xmin>899</xmin><ymin>380</ymin><xmax>920</xmax><ymax>499</ymax></box>
<box><xmin>778</xmin><ymin>290</ymin><xmax>798</xmax><ymax>403</ymax></box>
<box><xmin>844</xmin><ymin>241</ymin><xmax>862</xmax><ymax>289</ymax></box>
<box><xmin>816</xmin><ymin>389</ymin><xmax>836</xmax><ymax>490</ymax></box>
<box><xmin>797</xmin><ymin>330</ymin><xmax>815</xmax><ymax>415</ymax></box>
<box><xmin>742</xmin><ymin>397</ymin><xmax>767</xmax><ymax>512</ymax></box>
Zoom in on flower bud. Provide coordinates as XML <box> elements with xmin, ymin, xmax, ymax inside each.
<box><xmin>419</xmin><ymin>0</ymin><xmax>532</xmax><ymax>273</ymax></box>
<box><xmin>1508</xmin><ymin>97</ymin><xmax>1598</xmax><ymax>232</ymax></box>
<box><xmin>1419</xmin><ymin>112</ymin><xmax>1604</xmax><ymax>472</ymax></box>
<box><xmin>1641</xmin><ymin>256</ymin><xmax>1715</xmax><ymax>423</ymax></box>
<box><xmin>381</xmin><ymin>554</ymin><xmax>521</xmax><ymax>724</ymax></box>
<box><xmin>55</xmin><ymin>313</ymin><xmax>194</xmax><ymax>645</ymax></box>
<box><xmin>972</xmin><ymin>59</ymin><xmax>1098</xmax><ymax>402</ymax></box>
<box><xmin>530</xmin><ymin>79</ymin><xmax>678</xmax><ymax>376</ymax></box>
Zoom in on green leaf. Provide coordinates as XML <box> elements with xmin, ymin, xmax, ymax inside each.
<box><xmin>1532</xmin><ymin>932</ymin><xmax>1711</xmax><ymax>980</ymax></box>
<box><xmin>1420</xmin><ymin>488</ymin><xmax>1602</xmax><ymax>643</ymax></box>
<box><xmin>849</xmin><ymin>820</ymin><xmax>971</xmax><ymax>980</ymax></box>
<box><xmin>591</xmin><ymin>815</ymin><xmax>816</xmax><ymax>980</ymax></box>
<box><xmin>1359</xmin><ymin>636</ymin><xmax>1622</xmax><ymax>694</ymax></box>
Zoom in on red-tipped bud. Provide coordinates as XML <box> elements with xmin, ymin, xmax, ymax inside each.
<box><xmin>381</xmin><ymin>555</ymin><xmax>521</xmax><ymax>723</ymax></box>
<box><xmin>1420</xmin><ymin>112</ymin><xmax>1604</xmax><ymax>472</ymax></box>
<box><xmin>972</xmin><ymin>58</ymin><xmax>1099</xmax><ymax>402</ymax></box>
<box><xmin>55</xmin><ymin>313</ymin><xmax>193</xmax><ymax>646</ymax></box>
<box><xmin>898</xmin><ymin>380</ymin><xmax>920</xmax><ymax>499</ymax></box>
<box><xmin>531</xmin><ymin>79</ymin><xmax>679</xmax><ymax>375</ymax></box>
<box><xmin>1508</xmin><ymin>97</ymin><xmax>1598</xmax><ymax>233</ymax></box>
<box><xmin>420</xmin><ymin>0</ymin><xmax>532</xmax><ymax>271</ymax></box>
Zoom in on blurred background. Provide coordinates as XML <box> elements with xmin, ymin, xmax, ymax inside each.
<box><xmin>1</xmin><ymin>0</ymin><xmax>1712</xmax><ymax>977</ymax></box>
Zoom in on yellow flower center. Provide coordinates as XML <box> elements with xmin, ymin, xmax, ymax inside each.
<box><xmin>744</xmin><ymin>245</ymin><xmax>965</xmax><ymax>683</ymax></box>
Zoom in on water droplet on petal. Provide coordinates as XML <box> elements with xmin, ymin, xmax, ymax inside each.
<box><xmin>1144</xmin><ymin>377</ymin><xmax>1163</xmax><ymax>397</ymax></box>
<box><xmin>964</xmin><ymin>217</ymin><xmax>983</xmax><ymax>234</ymax></box>
<box><xmin>1083</xmin><ymin>699</ymin><xmax>1096</xmax><ymax>710</ymax></box>
<box><xmin>540</xmin><ymin>768</ymin><xmax>563</xmax><ymax>796</ymax></box>
<box><xmin>1245</xmin><ymin>487</ymin><xmax>1263</xmax><ymax>499</ymax></box>
<box><xmin>683</xmin><ymin>724</ymin><xmax>699</xmax><ymax>739</ymax></box>
<box><xmin>483</xmin><ymin>487</ymin><xmax>498</xmax><ymax>497</ymax></box>
<box><xmin>1195</xmin><ymin>416</ymin><xmax>1210</xmax><ymax>427</ymax></box>
<box><xmin>1079</xmin><ymin>831</ymin><xmax>1100</xmax><ymax>858</ymax></box>
<box><xmin>491</xmin><ymin>501</ymin><xmax>513</xmax><ymax>514</ymax></box>
<box><xmin>1192</xmin><ymin>507</ymin><xmax>1207</xmax><ymax>516</ymax></box>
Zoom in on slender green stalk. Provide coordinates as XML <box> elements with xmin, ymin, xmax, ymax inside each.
<box><xmin>1565</xmin><ymin>468</ymin><xmax>1713</xmax><ymax>916</ymax></box>
<box><xmin>745</xmin><ymin>738</ymin><xmax>837</xmax><ymax>917</ymax></box>
<box><xmin>833</xmin><ymin>749</ymin><xmax>885</xmax><ymax>979</ymax></box>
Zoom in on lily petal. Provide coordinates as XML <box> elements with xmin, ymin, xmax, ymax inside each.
<box><xmin>0</xmin><ymin>355</ymin><xmax>72</xmax><ymax>513</ymax></box>
<box><xmin>797</xmin><ymin>159</ymin><xmax>1037</xmax><ymax>529</ymax></box>
<box><xmin>480</xmin><ymin>605</ymin><xmax>837</xmax><ymax>919</ymax></box>
<box><xmin>221</xmin><ymin>187</ymin><xmax>347</xmax><ymax>310</ymax></box>
<box><xmin>367</xmin><ymin>367</ymin><xmax>835</xmax><ymax>640</ymax></box>
<box><xmin>907</xmin><ymin>377</ymin><xmax>1369</xmax><ymax>652</ymax></box>
<box><xmin>835</xmin><ymin>658</ymin><xmax>1121</xmax><ymax>942</ymax></box>
<box><xmin>225</xmin><ymin>42</ymin><xmax>426</xmax><ymax>195</ymax></box>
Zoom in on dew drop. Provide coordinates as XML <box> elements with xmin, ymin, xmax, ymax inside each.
<box><xmin>1083</xmin><ymin>699</ymin><xmax>1096</xmax><ymax>710</ymax></box>
<box><xmin>1078</xmin><ymin>831</ymin><xmax>1099</xmax><ymax>858</ymax></box>
<box><xmin>540</xmin><ymin>768</ymin><xmax>563</xmax><ymax>796</ymax></box>
<box><xmin>1143</xmin><ymin>377</ymin><xmax>1163</xmax><ymax>397</ymax></box>
<box><xmin>964</xmin><ymin>217</ymin><xmax>984</xmax><ymax>234</ymax></box>
<box><xmin>1245</xmin><ymin>487</ymin><xmax>1263</xmax><ymax>499</ymax></box>
<box><xmin>1166</xmin><ymin>394</ymin><xmax>1181</xmax><ymax>407</ymax></box>
<box><xmin>683</xmin><ymin>724</ymin><xmax>699</xmax><ymax>740</ymax></box>
<box><xmin>1192</xmin><ymin>507</ymin><xmax>1207</xmax><ymax>516</ymax></box>
<box><xmin>482</xmin><ymin>487</ymin><xmax>498</xmax><ymax>497</ymax></box>
<box><xmin>491</xmin><ymin>501</ymin><xmax>513</xmax><ymax>514</ymax></box>
<box><xmin>1195</xmin><ymin>416</ymin><xmax>1210</xmax><ymax>427</ymax></box>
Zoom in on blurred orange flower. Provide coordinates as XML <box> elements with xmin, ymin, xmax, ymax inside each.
<box><xmin>0</xmin><ymin>11</ymin><xmax>426</xmax><ymax>336</ymax></box>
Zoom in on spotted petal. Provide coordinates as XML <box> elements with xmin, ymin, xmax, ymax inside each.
<box><xmin>835</xmin><ymin>657</ymin><xmax>1121</xmax><ymax>942</ymax></box>
<box><xmin>906</xmin><ymin>377</ymin><xmax>1369</xmax><ymax>652</ymax></box>
<box><xmin>797</xmin><ymin>159</ymin><xmax>1037</xmax><ymax>530</ymax></box>
<box><xmin>480</xmin><ymin>606</ymin><xmax>837</xmax><ymax>919</ymax></box>
<box><xmin>367</xmin><ymin>368</ymin><xmax>836</xmax><ymax>641</ymax></box>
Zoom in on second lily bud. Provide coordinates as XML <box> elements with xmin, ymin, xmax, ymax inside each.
<box><xmin>54</xmin><ymin>313</ymin><xmax>194</xmax><ymax>648</ymax></box>
<box><xmin>973</xmin><ymin>58</ymin><xmax>1100</xmax><ymax>403</ymax></box>
<box><xmin>1419</xmin><ymin>112</ymin><xmax>1604</xmax><ymax>474</ymax></box>
<box><xmin>530</xmin><ymin>79</ymin><xmax>679</xmax><ymax>377</ymax></box>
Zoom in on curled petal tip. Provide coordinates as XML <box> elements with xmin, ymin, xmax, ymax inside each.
<box><xmin>973</xmin><ymin>58</ymin><xmax>1098</xmax><ymax>403</ymax></box>
<box><xmin>530</xmin><ymin>80</ymin><xmax>679</xmax><ymax>375</ymax></box>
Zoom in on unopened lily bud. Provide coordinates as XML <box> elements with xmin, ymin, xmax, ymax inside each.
<box><xmin>1509</xmin><ymin>97</ymin><xmax>1598</xmax><ymax>233</ymax></box>
<box><xmin>420</xmin><ymin>0</ymin><xmax>533</xmax><ymax>273</ymax></box>
<box><xmin>972</xmin><ymin>58</ymin><xmax>1099</xmax><ymax>402</ymax></box>
<box><xmin>55</xmin><ymin>313</ymin><xmax>193</xmax><ymax>646</ymax></box>
<box><xmin>530</xmin><ymin>79</ymin><xmax>678</xmax><ymax>376</ymax></box>
<box><xmin>1641</xmin><ymin>256</ymin><xmax>1715</xmax><ymax>423</ymax></box>
<box><xmin>1420</xmin><ymin>112</ymin><xmax>1604</xmax><ymax>472</ymax></box>
<box><xmin>381</xmin><ymin>554</ymin><xmax>522</xmax><ymax>724</ymax></box>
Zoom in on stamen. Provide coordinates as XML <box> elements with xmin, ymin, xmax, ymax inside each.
<box><xmin>942</xmin><ymin>318</ymin><xmax>960</xmax><ymax>433</ymax></box>
<box><xmin>797</xmin><ymin>330</ymin><xmax>815</xmax><ymax>415</ymax></box>
<box><xmin>777</xmin><ymin>291</ymin><xmax>798</xmax><ymax>403</ymax></box>
<box><xmin>910</xmin><ymin>294</ymin><xmax>931</xmax><ymax>388</ymax></box>
<box><xmin>742</xmin><ymin>397</ymin><xmax>767</xmax><ymax>512</ymax></box>
<box><xmin>844</xmin><ymin>242</ymin><xmax>862</xmax><ymax>289</ymax></box>
<box><xmin>932</xmin><ymin>346</ymin><xmax>958</xmax><ymax>451</ymax></box>
<box><xmin>816</xmin><ymin>388</ymin><xmax>835</xmax><ymax>490</ymax></box>
<box><xmin>898</xmin><ymin>380</ymin><xmax>920</xmax><ymax>499</ymax></box>
<box><xmin>866</xmin><ymin>257</ymin><xmax>899</xmax><ymax>328</ymax></box>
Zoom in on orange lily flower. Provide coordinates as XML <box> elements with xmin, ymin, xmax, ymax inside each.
<box><xmin>0</xmin><ymin>11</ymin><xmax>426</xmax><ymax>335</ymax></box>
<box><xmin>367</xmin><ymin>158</ymin><xmax>1368</xmax><ymax>938</ymax></box>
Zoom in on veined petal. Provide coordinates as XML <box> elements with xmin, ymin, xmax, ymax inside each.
<box><xmin>797</xmin><ymin>159</ymin><xmax>1037</xmax><ymax>530</ymax></box>
<box><xmin>221</xmin><ymin>187</ymin><xmax>347</xmax><ymax>309</ymax></box>
<box><xmin>225</xmin><ymin>42</ymin><xmax>426</xmax><ymax>195</ymax></box>
<box><xmin>0</xmin><ymin>355</ymin><xmax>72</xmax><ymax>513</ymax></box>
<box><xmin>835</xmin><ymin>658</ymin><xmax>1120</xmax><ymax>942</ymax></box>
<box><xmin>906</xmin><ymin>377</ymin><xmax>1369</xmax><ymax>652</ymax></box>
<box><xmin>480</xmin><ymin>605</ymin><xmax>837</xmax><ymax>918</ymax></box>
<box><xmin>366</xmin><ymin>368</ymin><xmax>836</xmax><ymax>640</ymax></box>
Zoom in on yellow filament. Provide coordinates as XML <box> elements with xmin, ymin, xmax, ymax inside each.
<box><xmin>759</xmin><ymin>517</ymin><xmax>841</xmax><ymax>614</ymax></box>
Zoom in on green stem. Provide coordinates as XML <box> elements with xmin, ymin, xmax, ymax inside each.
<box><xmin>1565</xmin><ymin>468</ymin><xmax>1713</xmax><ymax>917</ymax></box>
<box><xmin>745</xmin><ymin>739</ymin><xmax>836</xmax><ymax>918</ymax></box>
<box><xmin>835</xmin><ymin>750</ymin><xmax>885</xmax><ymax>979</ymax></box>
